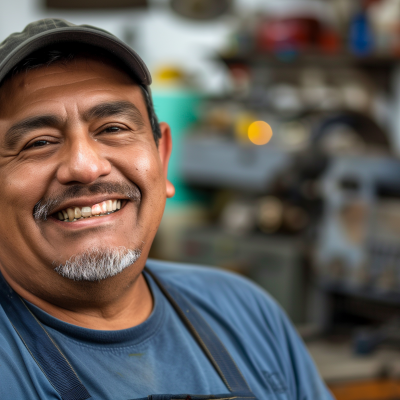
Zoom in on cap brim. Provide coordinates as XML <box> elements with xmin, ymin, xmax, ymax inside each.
<box><xmin>0</xmin><ymin>26</ymin><xmax>152</xmax><ymax>86</ymax></box>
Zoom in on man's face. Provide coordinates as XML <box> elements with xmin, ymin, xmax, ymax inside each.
<box><xmin>0</xmin><ymin>57</ymin><xmax>173</xmax><ymax>293</ymax></box>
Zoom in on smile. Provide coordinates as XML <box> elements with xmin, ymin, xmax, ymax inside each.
<box><xmin>56</xmin><ymin>199</ymin><xmax>122</xmax><ymax>222</ymax></box>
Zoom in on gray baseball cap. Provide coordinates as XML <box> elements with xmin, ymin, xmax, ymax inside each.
<box><xmin>0</xmin><ymin>18</ymin><xmax>152</xmax><ymax>86</ymax></box>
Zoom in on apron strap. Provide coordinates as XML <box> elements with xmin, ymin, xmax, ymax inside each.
<box><xmin>0</xmin><ymin>273</ymin><xmax>91</xmax><ymax>400</ymax></box>
<box><xmin>144</xmin><ymin>267</ymin><xmax>253</xmax><ymax>395</ymax></box>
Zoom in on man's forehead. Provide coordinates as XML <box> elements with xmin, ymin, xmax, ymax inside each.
<box><xmin>0</xmin><ymin>57</ymin><xmax>142</xmax><ymax>117</ymax></box>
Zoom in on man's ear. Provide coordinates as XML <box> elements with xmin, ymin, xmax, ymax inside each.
<box><xmin>158</xmin><ymin>122</ymin><xmax>175</xmax><ymax>198</ymax></box>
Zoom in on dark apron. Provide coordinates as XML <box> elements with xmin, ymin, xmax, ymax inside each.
<box><xmin>0</xmin><ymin>266</ymin><xmax>257</xmax><ymax>400</ymax></box>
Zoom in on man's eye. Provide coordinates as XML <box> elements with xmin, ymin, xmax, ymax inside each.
<box><xmin>26</xmin><ymin>140</ymin><xmax>50</xmax><ymax>149</ymax></box>
<box><xmin>103</xmin><ymin>126</ymin><xmax>125</xmax><ymax>133</ymax></box>
<box><xmin>32</xmin><ymin>140</ymin><xmax>49</xmax><ymax>147</ymax></box>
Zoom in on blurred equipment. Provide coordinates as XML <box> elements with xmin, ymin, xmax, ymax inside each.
<box><xmin>257</xmin><ymin>196</ymin><xmax>284</xmax><ymax>234</ymax></box>
<box><xmin>46</xmin><ymin>0</ymin><xmax>147</xmax><ymax>9</ymax></box>
<box><xmin>368</xmin><ymin>0</ymin><xmax>400</xmax><ymax>54</ymax></box>
<box><xmin>353</xmin><ymin>318</ymin><xmax>400</xmax><ymax>355</ymax></box>
<box><xmin>170</xmin><ymin>0</ymin><xmax>232</xmax><ymax>20</ymax></box>
<box><xmin>179</xmin><ymin>228</ymin><xmax>305</xmax><ymax>323</ymax></box>
<box><xmin>312</xmin><ymin>111</ymin><xmax>391</xmax><ymax>154</ymax></box>
<box><xmin>317</xmin><ymin>156</ymin><xmax>400</xmax><ymax>289</ymax></box>
<box><xmin>155</xmin><ymin>0</ymin><xmax>400</xmax><ymax>353</ymax></box>
<box><xmin>181</xmin><ymin>137</ymin><xmax>290</xmax><ymax>192</ymax></box>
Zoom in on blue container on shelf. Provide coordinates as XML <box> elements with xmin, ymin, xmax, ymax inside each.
<box><xmin>349</xmin><ymin>9</ymin><xmax>374</xmax><ymax>56</ymax></box>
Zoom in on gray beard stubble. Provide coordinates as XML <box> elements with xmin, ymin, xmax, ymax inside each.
<box><xmin>53</xmin><ymin>247</ymin><xmax>141</xmax><ymax>282</ymax></box>
<box><xmin>33</xmin><ymin>182</ymin><xmax>143</xmax><ymax>281</ymax></box>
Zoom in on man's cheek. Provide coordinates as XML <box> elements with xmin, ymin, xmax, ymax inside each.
<box><xmin>125</xmin><ymin>154</ymin><xmax>162</xmax><ymax>186</ymax></box>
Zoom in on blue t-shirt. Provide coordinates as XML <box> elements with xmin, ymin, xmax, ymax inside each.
<box><xmin>0</xmin><ymin>260</ymin><xmax>334</xmax><ymax>400</ymax></box>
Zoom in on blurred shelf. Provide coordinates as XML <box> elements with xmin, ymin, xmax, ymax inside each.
<box><xmin>218</xmin><ymin>51</ymin><xmax>400</xmax><ymax>70</ymax></box>
<box><xmin>218</xmin><ymin>51</ymin><xmax>400</xmax><ymax>91</ymax></box>
<box><xmin>318</xmin><ymin>279</ymin><xmax>400</xmax><ymax>306</ymax></box>
<box><xmin>181</xmin><ymin>136</ymin><xmax>290</xmax><ymax>192</ymax></box>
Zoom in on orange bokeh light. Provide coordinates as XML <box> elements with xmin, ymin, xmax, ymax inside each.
<box><xmin>248</xmin><ymin>121</ymin><xmax>273</xmax><ymax>145</ymax></box>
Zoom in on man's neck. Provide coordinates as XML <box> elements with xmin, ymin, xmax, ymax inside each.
<box><xmin>1</xmin><ymin>267</ymin><xmax>153</xmax><ymax>331</ymax></box>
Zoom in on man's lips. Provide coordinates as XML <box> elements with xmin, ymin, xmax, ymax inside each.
<box><xmin>46</xmin><ymin>195</ymin><xmax>129</xmax><ymax>222</ymax></box>
<box><xmin>50</xmin><ymin>203</ymin><xmax>128</xmax><ymax>229</ymax></box>
<box><xmin>50</xmin><ymin>194</ymin><xmax>129</xmax><ymax>215</ymax></box>
<box><xmin>33</xmin><ymin>181</ymin><xmax>141</xmax><ymax>222</ymax></box>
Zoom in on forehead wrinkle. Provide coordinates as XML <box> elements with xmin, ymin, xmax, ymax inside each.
<box><xmin>13</xmin><ymin>70</ymin><xmax>89</xmax><ymax>92</ymax></box>
<box><xmin>82</xmin><ymin>100</ymin><xmax>146</xmax><ymax>127</ymax></box>
<box><xmin>21</xmin><ymin>77</ymin><xmax>108</xmax><ymax>96</ymax></box>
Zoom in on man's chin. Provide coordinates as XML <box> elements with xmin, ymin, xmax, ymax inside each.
<box><xmin>53</xmin><ymin>246</ymin><xmax>141</xmax><ymax>282</ymax></box>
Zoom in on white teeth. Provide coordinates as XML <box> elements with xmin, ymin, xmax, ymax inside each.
<box><xmin>74</xmin><ymin>207</ymin><xmax>81</xmax><ymax>219</ymax></box>
<box><xmin>81</xmin><ymin>207</ymin><xmax>92</xmax><ymax>218</ymax></box>
<box><xmin>56</xmin><ymin>199</ymin><xmax>123</xmax><ymax>221</ymax></box>
<box><xmin>91</xmin><ymin>204</ymin><xmax>101</xmax><ymax>215</ymax></box>
<box><xmin>100</xmin><ymin>201</ymin><xmax>108</xmax><ymax>213</ymax></box>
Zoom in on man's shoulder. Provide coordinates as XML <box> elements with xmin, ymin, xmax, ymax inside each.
<box><xmin>145</xmin><ymin>260</ymin><xmax>334</xmax><ymax>400</ymax></box>
<box><xmin>145</xmin><ymin>259</ymin><xmax>282</xmax><ymax>322</ymax></box>
<box><xmin>146</xmin><ymin>258</ymin><xmax>246</xmax><ymax>281</ymax></box>
<box><xmin>146</xmin><ymin>258</ymin><xmax>266</xmax><ymax>294</ymax></box>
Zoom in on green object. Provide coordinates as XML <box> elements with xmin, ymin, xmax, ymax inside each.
<box><xmin>152</xmin><ymin>89</ymin><xmax>202</xmax><ymax>209</ymax></box>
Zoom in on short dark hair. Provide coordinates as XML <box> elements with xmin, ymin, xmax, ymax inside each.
<box><xmin>1</xmin><ymin>44</ymin><xmax>162</xmax><ymax>145</ymax></box>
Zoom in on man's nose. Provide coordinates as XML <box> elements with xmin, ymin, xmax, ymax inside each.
<box><xmin>56</xmin><ymin>136</ymin><xmax>112</xmax><ymax>184</ymax></box>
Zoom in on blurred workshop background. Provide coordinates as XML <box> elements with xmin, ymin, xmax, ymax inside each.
<box><xmin>4</xmin><ymin>0</ymin><xmax>400</xmax><ymax>398</ymax></box>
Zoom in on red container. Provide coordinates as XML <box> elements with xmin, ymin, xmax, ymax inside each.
<box><xmin>256</xmin><ymin>17</ymin><xmax>321</xmax><ymax>53</ymax></box>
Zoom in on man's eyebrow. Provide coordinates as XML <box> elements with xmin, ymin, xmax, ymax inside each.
<box><xmin>3</xmin><ymin>102</ymin><xmax>145</xmax><ymax>150</ymax></box>
<box><xmin>4</xmin><ymin>115</ymin><xmax>63</xmax><ymax>150</ymax></box>
<box><xmin>83</xmin><ymin>101</ymin><xmax>146</xmax><ymax>127</ymax></box>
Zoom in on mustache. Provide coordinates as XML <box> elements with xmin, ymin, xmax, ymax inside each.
<box><xmin>33</xmin><ymin>181</ymin><xmax>141</xmax><ymax>221</ymax></box>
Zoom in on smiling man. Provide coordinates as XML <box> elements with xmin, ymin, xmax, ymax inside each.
<box><xmin>0</xmin><ymin>19</ymin><xmax>334</xmax><ymax>400</ymax></box>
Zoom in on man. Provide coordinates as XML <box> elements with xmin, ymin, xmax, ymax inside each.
<box><xmin>0</xmin><ymin>19</ymin><xmax>334</xmax><ymax>400</ymax></box>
